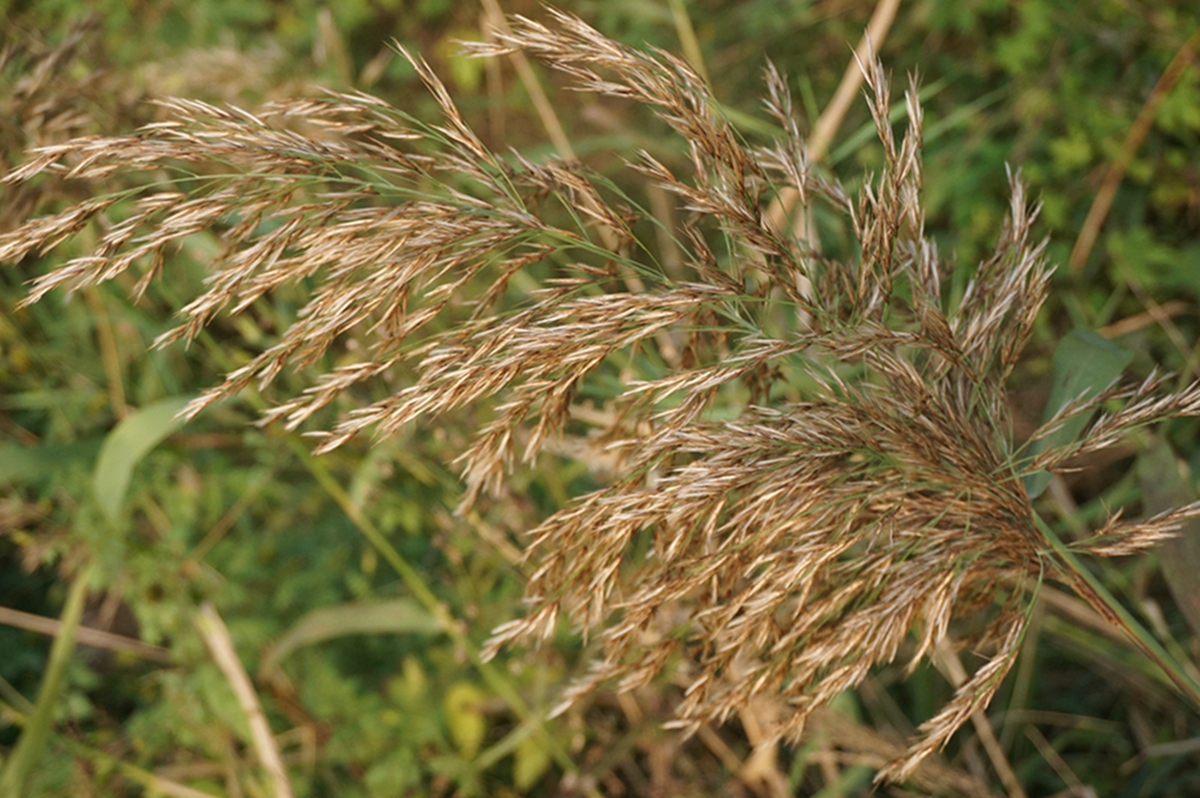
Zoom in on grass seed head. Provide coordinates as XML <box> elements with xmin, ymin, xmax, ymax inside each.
<box><xmin>5</xmin><ymin>9</ymin><xmax>1199</xmax><ymax>782</ymax></box>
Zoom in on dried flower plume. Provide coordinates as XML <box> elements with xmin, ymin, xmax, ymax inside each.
<box><xmin>5</xmin><ymin>9</ymin><xmax>1200</xmax><ymax>782</ymax></box>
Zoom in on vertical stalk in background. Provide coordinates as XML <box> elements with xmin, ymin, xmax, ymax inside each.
<box><xmin>0</xmin><ymin>697</ymin><xmax>220</xmax><ymax>798</ymax></box>
<box><xmin>478</xmin><ymin>0</ymin><xmax>575</xmax><ymax>159</ymax></box>
<box><xmin>666</xmin><ymin>0</ymin><xmax>711</xmax><ymax>87</ymax></box>
<box><xmin>1068</xmin><ymin>28</ymin><xmax>1200</xmax><ymax>275</ymax></box>
<box><xmin>0</xmin><ymin>561</ymin><xmax>95</xmax><ymax>798</ymax></box>
<box><xmin>284</xmin><ymin>438</ymin><xmax>595</xmax><ymax>791</ymax></box>
<box><xmin>933</xmin><ymin>638</ymin><xmax>1026</xmax><ymax>798</ymax></box>
<box><xmin>179</xmin><ymin>318</ymin><xmax>595</xmax><ymax>792</ymax></box>
<box><xmin>763</xmin><ymin>0</ymin><xmax>903</xmax><ymax>235</ymax></box>
<box><xmin>196</xmin><ymin>603</ymin><xmax>295</xmax><ymax>798</ymax></box>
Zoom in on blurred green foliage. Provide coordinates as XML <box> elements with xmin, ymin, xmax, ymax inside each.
<box><xmin>2</xmin><ymin>0</ymin><xmax>1200</xmax><ymax>795</ymax></box>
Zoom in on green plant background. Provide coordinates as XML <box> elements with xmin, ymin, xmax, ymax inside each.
<box><xmin>2</xmin><ymin>0</ymin><xmax>1200</xmax><ymax>795</ymax></box>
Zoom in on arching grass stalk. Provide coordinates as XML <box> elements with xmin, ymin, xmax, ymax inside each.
<box><xmin>1034</xmin><ymin>512</ymin><xmax>1200</xmax><ymax>708</ymax></box>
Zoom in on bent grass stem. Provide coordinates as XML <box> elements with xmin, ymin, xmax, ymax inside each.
<box><xmin>1035</xmin><ymin>512</ymin><xmax>1200</xmax><ymax>709</ymax></box>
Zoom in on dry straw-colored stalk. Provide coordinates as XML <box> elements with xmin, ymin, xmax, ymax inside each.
<box><xmin>5</xmin><ymin>9</ymin><xmax>1200</xmax><ymax>783</ymax></box>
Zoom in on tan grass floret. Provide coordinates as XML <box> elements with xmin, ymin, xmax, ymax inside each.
<box><xmin>5</xmin><ymin>9</ymin><xmax>1200</xmax><ymax>782</ymax></box>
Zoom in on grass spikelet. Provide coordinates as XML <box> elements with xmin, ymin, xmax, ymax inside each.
<box><xmin>4</xmin><ymin>9</ymin><xmax>1200</xmax><ymax>783</ymax></box>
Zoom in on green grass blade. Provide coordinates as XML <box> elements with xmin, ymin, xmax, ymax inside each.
<box><xmin>1024</xmin><ymin>329</ymin><xmax>1132</xmax><ymax>499</ymax></box>
<box><xmin>1137</xmin><ymin>439</ymin><xmax>1200</xmax><ymax>640</ymax></box>
<box><xmin>93</xmin><ymin>397</ymin><xmax>193</xmax><ymax>522</ymax></box>
<box><xmin>261</xmin><ymin>598</ymin><xmax>441</xmax><ymax>676</ymax></box>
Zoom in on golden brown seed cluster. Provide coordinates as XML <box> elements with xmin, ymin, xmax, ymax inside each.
<box><xmin>5</xmin><ymin>9</ymin><xmax>1200</xmax><ymax>782</ymax></box>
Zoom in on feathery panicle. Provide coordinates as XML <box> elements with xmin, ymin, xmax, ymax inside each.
<box><xmin>1071</xmin><ymin>502</ymin><xmax>1200</xmax><ymax>558</ymax></box>
<box><xmin>4</xmin><ymin>10</ymin><xmax>1199</xmax><ymax>782</ymax></box>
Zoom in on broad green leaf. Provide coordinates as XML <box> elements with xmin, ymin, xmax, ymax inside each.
<box><xmin>261</xmin><ymin>599</ymin><xmax>441</xmax><ymax>676</ymax></box>
<box><xmin>365</xmin><ymin>748</ymin><xmax>421</xmax><ymax>796</ymax></box>
<box><xmin>1137</xmin><ymin>438</ymin><xmax>1200</xmax><ymax>638</ymax></box>
<box><xmin>1024</xmin><ymin>330</ymin><xmax>1132</xmax><ymax>499</ymax></box>
<box><xmin>513</xmin><ymin>734</ymin><xmax>552</xmax><ymax>791</ymax></box>
<box><xmin>387</xmin><ymin>656</ymin><xmax>430</xmax><ymax>709</ymax></box>
<box><xmin>92</xmin><ymin>397</ymin><xmax>193</xmax><ymax>523</ymax></box>
<box><xmin>444</xmin><ymin>682</ymin><xmax>488</xmax><ymax>760</ymax></box>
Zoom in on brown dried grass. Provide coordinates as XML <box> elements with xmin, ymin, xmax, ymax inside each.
<box><xmin>5</xmin><ymin>9</ymin><xmax>1200</xmax><ymax>783</ymax></box>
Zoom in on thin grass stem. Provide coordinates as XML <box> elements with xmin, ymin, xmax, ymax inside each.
<box><xmin>1034</xmin><ymin>512</ymin><xmax>1200</xmax><ymax>709</ymax></box>
<box><xmin>0</xmin><ymin>561</ymin><xmax>95</xmax><ymax>798</ymax></box>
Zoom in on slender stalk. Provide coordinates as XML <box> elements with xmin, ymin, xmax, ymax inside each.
<box><xmin>1034</xmin><ymin>513</ymin><xmax>1200</xmax><ymax>709</ymax></box>
<box><xmin>196</xmin><ymin>603</ymin><xmax>294</xmax><ymax>798</ymax></box>
<box><xmin>666</xmin><ymin>0</ymin><xmax>711</xmax><ymax>86</ymax></box>
<box><xmin>934</xmin><ymin>638</ymin><xmax>1026</xmax><ymax>798</ymax></box>
<box><xmin>763</xmin><ymin>0</ymin><xmax>902</xmax><ymax>234</ymax></box>
<box><xmin>0</xmin><ymin>699</ymin><xmax>219</xmax><ymax>798</ymax></box>
<box><xmin>1068</xmin><ymin>28</ymin><xmax>1200</xmax><ymax>274</ymax></box>
<box><xmin>0</xmin><ymin>561</ymin><xmax>95</xmax><ymax>798</ymax></box>
<box><xmin>83</xmin><ymin>285</ymin><xmax>128</xmax><ymax>419</ymax></box>
<box><xmin>479</xmin><ymin>0</ymin><xmax>574</xmax><ymax>159</ymax></box>
<box><xmin>285</xmin><ymin>438</ymin><xmax>598</xmax><ymax>794</ymax></box>
<box><xmin>0</xmin><ymin>606</ymin><xmax>170</xmax><ymax>662</ymax></box>
<box><xmin>169</xmin><ymin>295</ymin><xmax>597</xmax><ymax>793</ymax></box>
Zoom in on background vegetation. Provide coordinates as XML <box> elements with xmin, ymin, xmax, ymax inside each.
<box><xmin>2</xmin><ymin>0</ymin><xmax>1200</xmax><ymax>795</ymax></box>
